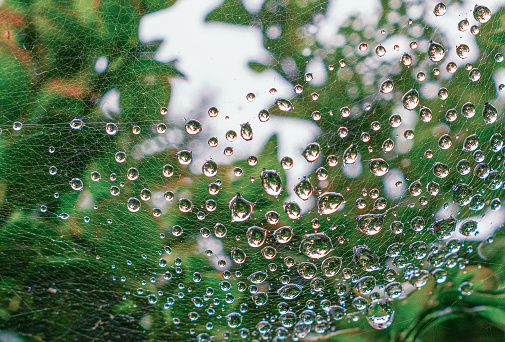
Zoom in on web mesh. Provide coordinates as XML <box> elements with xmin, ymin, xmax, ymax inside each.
<box><xmin>0</xmin><ymin>0</ymin><xmax>504</xmax><ymax>341</ymax></box>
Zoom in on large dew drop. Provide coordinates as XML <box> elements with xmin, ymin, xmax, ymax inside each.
<box><xmin>277</xmin><ymin>284</ymin><xmax>302</xmax><ymax>300</ymax></box>
<box><xmin>317</xmin><ymin>192</ymin><xmax>345</xmax><ymax>215</ymax></box>
<box><xmin>356</xmin><ymin>214</ymin><xmax>384</xmax><ymax>235</ymax></box>
<box><xmin>353</xmin><ymin>245</ymin><xmax>380</xmax><ymax>272</ymax></box>
<box><xmin>343</xmin><ymin>144</ymin><xmax>358</xmax><ymax>165</ymax></box>
<box><xmin>369</xmin><ymin>158</ymin><xmax>389</xmax><ymax>177</ymax></box>
<box><xmin>321</xmin><ymin>256</ymin><xmax>342</xmax><ymax>277</ymax></box>
<box><xmin>366</xmin><ymin>300</ymin><xmax>395</xmax><ymax>330</ymax></box>
<box><xmin>275</xmin><ymin>98</ymin><xmax>294</xmax><ymax>112</ymax></box>
<box><xmin>226</xmin><ymin>312</ymin><xmax>243</xmax><ymax>328</ymax></box>
<box><xmin>402</xmin><ymin>88</ymin><xmax>419</xmax><ymax>110</ymax></box>
<box><xmin>240</xmin><ymin>122</ymin><xmax>253</xmax><ymax>141</ymax></box>
<box><xmin>246</xmin><ymin>226</ymin><xmax>267</xmax><ymax>248</ymax></box>
<box><xmin>427</xmin><ymin>41</ymin><xmax>445</xmax><ymax>62</ymax></box>
<box><xmin>294</xmin><ymin>177</ymin><xmax>314</xmax><ymax>201</ymax></box>
<box><xmin>428</xmin><ymin>217</ymin><xmax>456</xmax><ymax>240</ymax></box>
<box><xmin>302</xmin><ymin>142</ymin><xmax>321</xmax><ymax>162</ymax></box>
<box><xmin>260</xmin><ymin>169</ymin><xmax>282</xmax><ymax>197</ymax></box>
<box><xmin>299</xmin><ymin>232</ymin><xmax>333</xmax><ymax>259</ymax></box>
<box><xmin>229</xmin><ymin>193</ymin><xmax>253</xmax><ymax>222</ymax></box>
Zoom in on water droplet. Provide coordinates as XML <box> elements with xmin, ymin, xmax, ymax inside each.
<box><xmin>321</xmin><ymin>256</ymin><xmax>342</xmax><ymax>277</ymax></box>
<box><xmin>202</xmin><ymin>160</ymin><xmax>218</xmax><ymax>177</ymax></box>
<box><xmin>229</xmin><ymin>193</ymin><xmax>253</xmax><ymax>222</ymax></box>
<box><xmin>343</xmin><ymin>144</ymin><xmax>358</xmax><ymax>165</ymax></box>
<box><xmin>299</xmin><ymin>232</ymin><xmax>333</xmax><ymax>259</ymax></box>
<box><xmin>127</xmin><ymin>197</ymin><xmax>141</xmax><ymax>212</ymax></box>
<box><xmin>260</xmin><ymin>169</ymin><xmax>282</xmax><ymax>197</ymax></box>
<box><xmin>473</xmin><ymin>5</ymin><xmax>491</xmax><ymax>23</ymax></box>
<box><xmin>428</xmin><ymin>41</ymin><xmax>445</xmax><ymax>62</ymax></box>
<box><xmin>247</xmin><ymin>226</ymin><xmax>267</xmax><ymax>248</ymax></box>
<box><xmin>353</xmin><ymin>245</ymin><xmax>379</xmax><ymax>272</ymax></box>
<box><xmin>482</xmin><ymin>102</ymin><xmax>498</xmax><ymax>124</ymax></box>
<box><xmin>429</xmin><ymin>217</ymin><xmax>456</xmax><ymax>239</ymax></box>
<box><xmin>275</xmin><ymin>98</ymin><xmax>293</xmax><ymax>112</ymax></box>
<box><xmin>369</xmin><ymin>158</ymin><xmax>389</xmax><ymax>177</ymax></box>
<box><xmin>294</xmin><ymin>177</ymin><xmax>313</xmax><ymax>200</ymax></box>
<box><xmin>277</xmin><ymin>284</ymin><xmax>302</xmax><ymax>300</ymax></box>
<box><xmin>240</xmin><ymin>122</ymin><xmax>253</xmax><ymax>141</ymax></box>
<box><xmin>402</xmin><ymin>88</ymin><xmax>419</xmax><ymax>110</ymax></box>
<box><xmin>317</xmin><ymin>192</ymin><xmax>345</xmax><ymax>215</ymax></box>
<box><xmin>70</xmin><ymin>178</ymin><xmax>83</xmax><ymax>191</ymax></box>
<box><xmin>302</xmin><ymin>142</ymin><xmax>321</xmax><ymax>162</ymax></box>
<box><xmin>248</xmin><ymin>271</ymin><xmax>268</xmax><ymax>284</ymax></box>
<box><xmin>433</xmin><ymin>2</ymin><xmax>446</xmax><ymax>16</ymax></box>
<box><xmin>356</xmin><ymin>214</ymin><xmax>384</xmax><ymax>235</ymax></box>
<box><xmin>185</xmin><ymin>119</ymin><xmax>202</xmax><ymax>135</ymax></box>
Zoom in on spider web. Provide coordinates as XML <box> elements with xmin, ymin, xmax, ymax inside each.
<box><xmin>0</xmin><ymin>0</ymin><xmax>504</xmax><ymax>341</ymax></box>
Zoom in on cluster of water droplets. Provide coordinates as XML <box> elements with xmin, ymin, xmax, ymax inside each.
<box><xmin>50</xmin><ymin>2</ymin><xmax>505</xmax><ymax>340</ymax></box>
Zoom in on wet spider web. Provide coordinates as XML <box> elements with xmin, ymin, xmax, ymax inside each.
<box><xmin>0</xmin><ymin>0</ymin><xmax>504</xmax><ymax>341</ymax></box>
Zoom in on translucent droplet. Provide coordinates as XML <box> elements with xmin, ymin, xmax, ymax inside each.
<box><xmin>429</xmin><ymin>217</ymin><xmax>456</xmax><ymax>239</ymax></box>
<box><xmin>343</xmin><ymin>144</ymin><xmax>358</xmax><ymax>165</ymax></box>
<box><xmin>366</xmin><ymin>300</ymin><xmax>394</xmax><ymax>330</ymax></box>
<box><xmin>277</xmin><ymin>284</ymin><xmax>302</xmax><ymax>300</ymax></box>
<box><xmin>433</xmin><ymin>2</ymin><xmax>446</xmax><ymax>16</ymax></box>
<box><xmin>284</xmin><ymin>201</ymin><xmax>301</xmax><ymax>220</ymax></box>
<box><xmin>369</xmin><ymin>158</ymin><xmax>389</xmax><ymax>177</ymax></box>
<box><xmin>299</xmin><ymin>232</ymin><xmax>333</xmax><ymax>259</ymax></box>
<box><xmin>432</xmin><ymin>162</ymin><xmax>449</xmax><ymax>178</ymax></box>
<box><xmin>231</xmin><ymin>247</ymin><xmax>246</xmax><ymax>264</ymax></box>
<box><xmin>438</xmin><ymin>134</ymin><xmax>452</xmax><ymax>149</ymax></box>
<box><xmin>202</xmin><ymin>160</ymin><xmax>218</xmax><ymax>177</ymax></box>
<box><xmin>208</xmin><ymin>107</ymin><xmax>219</xmax><ymax>117</ymax></box>
<box><xmin>375</xmin><ymin>45</ymin><xmax>386</xmax><ymax>57</ymax></box>
<box><xmin>275</xmin><ymin>98</ymin><xmax>294</xmax><ymax>112</ymax></box>
<box><xmin>317</xmin><ymin>192</ymin><xmax>345</xmax><ymax>215</ymax></box>
<box><xmin>453</xmin><ymin>183</ymin><xmax>472</xmax><ymax>206</ymax></box>
<box><xmin>70</xmin><ymin>178</ymin><xmax>83</xmax><ymax>191</ymax></box>
<box><xmin>274</xmin><ymin>226</ymin><xmax>293</xmax><ymax>244</ymax></box>
<box><xmin>226</xmin><ymin>313</ymin><xmax>242</xmax><ymax>328</ymax></box>
<box><xmin>419</xmin><ymin>106</ymin><xmax>432</xmax><ymax>122</ymax></box>
<box><xmin>473</xmin><ymin>4</ymin><xmax>491</xmax><ymax>23</ymax></box>
<box><xmin>297</xmin><ymin>262</ymin><xmax>317</xmax><ymax>279</ymax></box>
<box><xmin>176</xmin><ymin>150</ymin><xmax>192</xmax><ymax>165</ymax></box>
<box><xmin>428</xmin><ymin>41</ymin><xmax>445</xmax><ymax>62</ymax></box>
<box><xmin>468</xmin><ymin>68</ymin><xmax>481</xmax><ymax>82</ymax></box>
<box><xmin>302</xmin><ymin>142</ymin><xmax>321</xmax><ymax>162</ymax></box>
<box><xmin>321</xmin><ymin>256</ymin><xmax>342</xmax><ymax>277</ymax></box>
<box><xmin>461</xmin><ymin>102</ymin><xmax>476</xmax><ymax>118</ymax></box>
<box><xmin>185</xmin><ymin>119</ymin><xmax>202</xmax><ymax>135</ymax></box>
<box><xmin>106</xmin><ymin>123</ymin><xmax>118</xmax><ymax>135</ymax></box>
<box><xmin>460</xmin><ymin>220</ymin><xmax>478</xmax><ymax>236</ymax></box>
<box><xmin>402</xmin><ymin>88</ymin><xmax>419</xmax><ymax>110</ymax></box>
<box><xmin>294</xmin><ymin>177</ymin><xmax>313</xmax><ymax>200</ymax></box>
<box><xmin>229</xmin><ymin>193</ymin><xmax>253</xmax><ymax>222</ymax></box>
<box><xmin>260</xmin><ymin>169</ymin><xmax>282</xmax><ymax>197</ymax></box>
<box><xmin>482</xmin><ymin>102</ymin><xmax>498</xmax><ymax>124</ymax></box>
<box><xmin>162</xmin><ymin>164</ymin><xmax>174</xmax><ymax>177</ymax></box>
<box><xmin>248</xmin><ymin>271</ymin><xmax>268</xmax><ymax>284</ymax></box>
<box><xmin>353</xmin><ymin>245</ymin><xmax>380</xmax><ymax>272</ymax></box>
<box><xmin>356</xmin><ymin>214</ymin><xmax>384</xmax><ymax>235</ymax></box>
<box><xmin>456</xmin><ymin>44</ymin><xmax>470</xmax><ymax>59</ymax></box>
<box><xmin>127</xmin><ymin>167</ymin><xmax>139</xmax><ymax>181</ymax></box>
<box><xmin>458</xmin><ymin>18</ymin><xmax>469</xmax><ymax>31</ymax></box>
<box><xmin>240</xmin><ymin>122</ymin><xmax>253</xmax><ymax>141</ymax></box>
<box><xmin>127</xmin><ymin>197</ymin><xmax>141</xmax><ymax>212</ymax></box>
<box><xmin>246</xmin><ymin>226</ymin><xmax>267</xmax><ymax>248</ymax></box>
<box><xmin>355</xmin><ymin>276</ymin><xmax>376</xmax><ymax>295</ymax></box>
<box><xmin>70</xmin><ymin>118</ymin><xmax>84</xmax><ymax>130</ymax></box>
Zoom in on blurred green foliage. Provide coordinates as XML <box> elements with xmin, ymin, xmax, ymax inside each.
<box><xmin>0</xmin><ymin>0</ymin><xmax>504</xmax><ymax>341</ymax></box>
